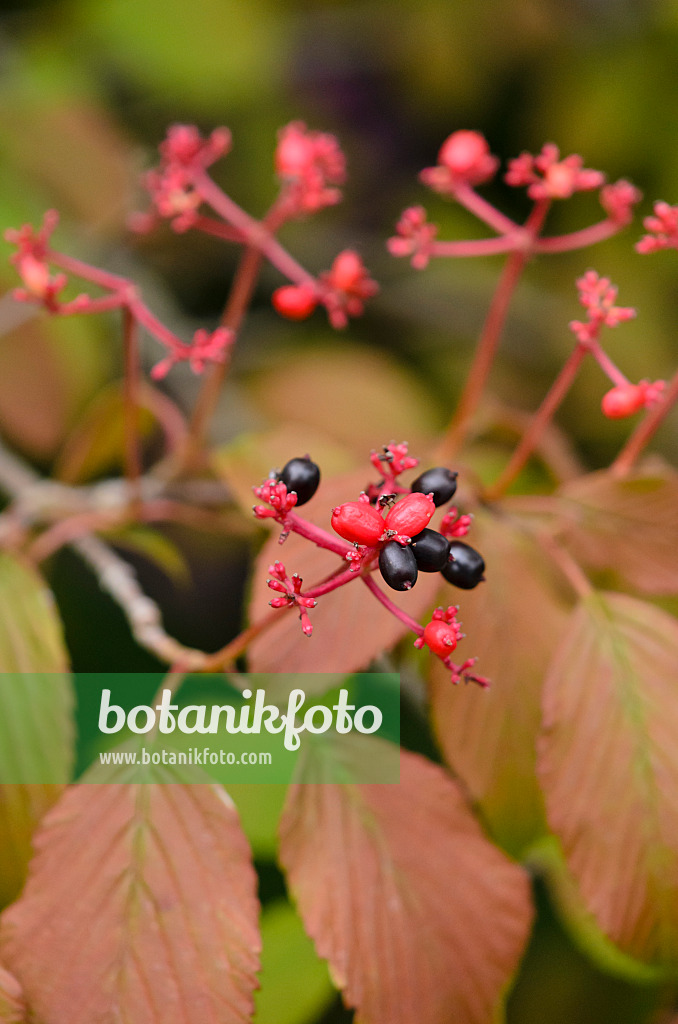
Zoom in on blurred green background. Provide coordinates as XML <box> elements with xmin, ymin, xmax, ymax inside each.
<box><xmin>0</xmin><ymin>1</ymin><xmax>677</xmax><ymax>1022</ymax></box>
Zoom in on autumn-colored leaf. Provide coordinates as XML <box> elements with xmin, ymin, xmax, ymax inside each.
<box><xmin>0</xmin><ymin>289</ymin><xmax>110</xmax><ymax>460</ymax></box>
<box><xmin>279</xmin><ymin>744</ymin><xmax>534</xmax><ymax>1024</ymax></box>
<box><xmin>429</xmin><ymin>511</ymin><xmax>570</xmax><ymax>856</ymax></box>
<box><xmin>0</xmin><ymin>553</ymin><xmax>74</xmax><ymax>907</ymax></box>
<box><xmin>557</xmin><ymin>463</ymin><xmax>678</xmax><ymax>594</ymax></box>
<box><xmin>0</xmin><ymin>965</ymin><xmax>25</xmax><ymax>1024</ymax></box>
<box><xmin>538</xmin><ymin>591</ymin><xmax>678</xmax><ymax>966</ymax></box>
<box><xmin>0</xmin><ymin>764</ymin><xmax>261</xmax><ymax>1024</ymax></box>
<box><xmin>246</xmin><ymin>342</ymin><xmax>439</xmax><ymax>461</ymax></box>
<box><xmin>247</xmin><ymin>470</ymin><xmax>441</xmax><ymax>673</ymax></box>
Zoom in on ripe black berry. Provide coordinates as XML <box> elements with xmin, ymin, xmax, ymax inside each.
<box><xmin>410</xmin><ymin>467</ymin><xmax>458</xmax><ymax>507</ymax></box>
<box><xmin>379</xmin><ymin>542</ymin><xmax>418</xmax><ymax>591</ymax></box>
<box><xmin>410</xmin><ymin>529</ymin><xmax>451</xmax><ymax>572</ymax></box>
<box><xmin>441</xmin><ymin>541</ymin><xmax>485</xmax><ymax>590</ymax></box>
<box><xmin>279</xmin><ymin>457</ymin><xmax>321</xmax><ymax>506</ymax></box>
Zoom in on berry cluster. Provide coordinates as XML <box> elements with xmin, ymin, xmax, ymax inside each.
<box><xmin>252</xmin><ymin>444</ymin><xmax>488</xmax><ymax>686</ymax></box>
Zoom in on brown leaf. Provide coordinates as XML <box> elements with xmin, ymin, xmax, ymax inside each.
<box><xmin>429</xmin><ymin>512</ymin><xmax>570</xmax><ymax>856</ymax></box>
<box><xmin>247</xmin><ymin>470</ymin><xmax>441</xmax><ymax>673</ymax></box>
<box><xmin>0</xmin><ymin>769</ymin><xmax>261</xmax><ymax>1024</ymax></box>
<box><xmin>279</xmin><ymin>745</ymin><xmax>534</xmax><ymax>1024</ymax></box>
<box><xmin>0</xmin><ymin>965</ymin><xmax>25</xmax><ymax>1023</ymax></box>
<box><xmin>538</xmin><ymin>592</ymin><xmax>678</xmax><ymax>965</ymax></box>
<box><xmin>246</xmin><ymin>343</ymin><xmax>439</xmax><ymax>462</ymax></box>
<box><xmin>0</xmin><ymin>554</ymin><xmax>74</xmax><ymax>908</ymax></box>
<box><xmin>557</xmin><ymin>463</ymin><xmax>678</xmax><ymax>594</ymax></box>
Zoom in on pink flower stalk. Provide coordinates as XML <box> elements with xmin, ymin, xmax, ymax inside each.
<box><xmin>636</xmin><ymin>201</ymin><xmax>678</xmax><ymax>253</ymax></box>
<box><xmin>275</xmin><ymin>121</ymin><xmax>346</xmax><ymax>215</ymax></box>
<box><xmin>419</xmin><ymin>130</ymin><xmax>499</xmax><ymax>195</ymax></box>
<box><xmin>386</xmin><ymin>206</ymin><xmax>439</xmax><ymax>269</ymax></box>
<box><xmin>319</xmin><ymin>249</ymin><xmax>379</xmax><ymax>328</ymax></box>
<box><xmin>150</xmin><ymin>326</ymin><xmax>235</xmax><ymax>380</ymax></box>
<box><xmin>569</xmin><ymin>270</ymin><xmax>636</xmax><ymax>343</ymax></box>
<box><xmin>505</xmin><ymin>144</ymin><xmax>605</xmax><ymax>200</ymax></box>
<box><xmin>266</xmin><ymin>561</ymin><xmax>316</xmax><ymax>636</ymax></box>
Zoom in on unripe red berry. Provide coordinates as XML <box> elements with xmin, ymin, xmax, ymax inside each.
<box><xmin>331</xmin><ymin>501</ymin><xmax>384</xmax><ymax>546</ymax></box>
<box><xmin>272</xmin><ymin>285</ymin><xmax>317</xmax><ymax>320</ymax></box>
<box><xmin>601</xmin><ymin>383</ymin><xmax>645</xmax><ymax>419</ymax></box>
<box><xmin>384</xmin><ymin>492</ymin><xmax>435</xmax><ymax>538</ymax></box>
<box><xmin>422</xmin><ymin>619</ymin><xmax>458</xmax><ymax>658</ymax></box>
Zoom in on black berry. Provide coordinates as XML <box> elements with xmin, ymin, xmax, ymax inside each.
<box><xmin>378</xmin><ymin>542</ymin><xmax>418</xmax><ymax>591</ymax></box>
<box><xmin>410</xmin><ymin>529</ymin><xmax>451</xmax><ymax>572</ymax></box>
<box><xmin>410</xmin><ymin>467</ymin><xmax>458</xmax><ymax>507</ymax></box>
<box><xmin>279</xmin><ymin>457</ymin><xmax>321</xmax><ymax>506</ymax></box>
<box><xmin>441</xmin><ymin>541</ymin><xmax>485</xmax><ymax>590</ymax></box>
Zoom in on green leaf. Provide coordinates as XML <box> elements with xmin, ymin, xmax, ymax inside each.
<box><xmin>255</xmin><ymin>900</ymin><xmax>335</xmax><ymax>1024</ymax></box>
<box><xmin>528</xmin><ymin>836</ymin><xmax>668</xmax><ymax>984</ymax></box>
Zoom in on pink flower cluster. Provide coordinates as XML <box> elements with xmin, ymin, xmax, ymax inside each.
<box><xmin>569</xmin><ymin>271</ymin><xmax>636</xmax><ymax>343</ymax></box>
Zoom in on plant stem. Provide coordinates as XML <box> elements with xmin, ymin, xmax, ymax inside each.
<box><xmin>484</xmin><ymin>343</ymin><xmax>588</xmax><ymax>500</ymax></box>
<box><xmin>610</xmin><ymin>366</ymin><xmax>678</xmax><ymax>477</ymax></box>
<box><xmin>361</xmin><ymin>575</ymin><xmax>424</xmax><ymax>635</ymax></box>
<box><xmin>122</xmin><ymin>306</ymin><xmax>142</xmax><ymax>504</ymax></box>
<box><xmin>437</xmin><ymin>200</ymin><xmax>549</xmax><ymax>461</ymax></box>
<box><xmin>304</xmin><ymin>565</ymin><xmax>360</xmax><ymax>598</ymax></box>
<box><xmin>286</xmin><ymin>513</ymin><xmax>352</xmax><ymax>557</ymax></box>
<box><xmin>202</xmin><ymin>609</ymin><xmax>283</xmax><ymax>670</ymax></box>
<box><xmin>437</xmin><ymin>249</ymin><xmax>529</xmax><ymax>460</ymax></box>
<box><xmin>180</xmin><ymin>243</ymin><xmax>263</xmax><ymax>472</ymax></box>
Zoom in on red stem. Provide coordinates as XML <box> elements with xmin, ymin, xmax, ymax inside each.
<box><xmin>534</xmin><ymin>218</ymin><xmax>621</xmax><ymax>254</ymax></box>
<box><xmin>484</xmin><ymin>342</ymin><xmax>588</xmax><ymax>500</ymax></box>
<box><xmin>361</xmin><ymin>575</ymin><xmax>424</xmax><ymax>635</ymax></box>
<box><xmin>453</xmin><ymin>184</ymin><xmax>520</xmax><ymax>236</ymax></box>
<box><xmin>191</xmin><ymin>169</ymin><xmax>316</xmax><ymax>286</ymax></box>
<box><xmin>286</xmin><ymin>513</ymin><xmax>352</xmax><ymax>557</ymax></box>
<box><xmin>122</xmin><ymin>306</ymin><xmax>142</xmax><ymax>501</ymax></box>
<box><xmin>437</xmin><ymin>200</ymin><xmax>550</xmax><ymax>460</ymax></box>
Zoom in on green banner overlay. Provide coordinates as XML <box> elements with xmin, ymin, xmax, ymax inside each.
<box><xmin>0</xmin><ymin>673</ymin><xmax>400</xmax><ymax>785</ymax></box>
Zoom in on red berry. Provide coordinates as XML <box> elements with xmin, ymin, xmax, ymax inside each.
<box><xmin>272</xmin><ymin>285</ymin><xmax>317</xmax><ymax>320</ymax></box>
<box><xmin>384</xmin><ymin>492</ymin><xmax>435</xmax><ymax>538</ymax></box>
<box><xmin>331</xmin><ymin>501</ymin><xmax>384</xmax><ymax>546</ymax></box>
<box><xmin>601</xmin><ymin>383</ymin><xmax>645</xmax><ymax>419</ymax></box>
<box><xmin>422</xmin><ymin>619</ymin><xmax>458</xmax><ymax>658</ymax></box>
